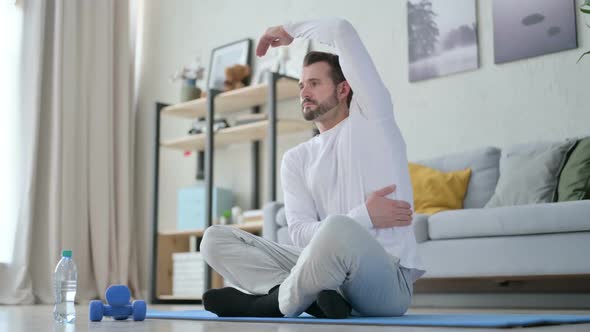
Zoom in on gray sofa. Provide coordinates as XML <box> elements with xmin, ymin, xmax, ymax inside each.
<box><xmin>263</xmin><ymin>141</ymin><xmax>590</xmax><ymax>298</ymax></box>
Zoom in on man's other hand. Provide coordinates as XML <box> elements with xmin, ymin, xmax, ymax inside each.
<box><xmin>366</xmin><ymin>185</ymin><xmax>413</xmax><ymax>228</ymax></box>
<box><xmin>256</xmin><ymin>26</ymin><xmax>294</xmax><ymax>57</ymax></box>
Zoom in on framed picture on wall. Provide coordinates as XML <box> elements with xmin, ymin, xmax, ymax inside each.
<box><xmin>207</xmin><ymin>38</ymin><xmax>252</xmax><ymax>91</ymax></box>
<box><xmin>407</xmin><ymin>0</ymin><xmax>480</xmax><ymax>82</ymax></box>
<box><xmin>493</xmin><ymin>0</ymin><xmax>578</xmax><ymax>64</ymax></box>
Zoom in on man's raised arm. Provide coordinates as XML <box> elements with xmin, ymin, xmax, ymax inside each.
<box><xmin>257</xmin><ymin>17</ymin><xmax>394</xmax><ymax>120</ymax></box>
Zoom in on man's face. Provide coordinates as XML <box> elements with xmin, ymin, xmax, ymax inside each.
<box><xmin>298</xmin><ymin>62</ymin><xmax>339</xmax><ymax>121</ymax></box>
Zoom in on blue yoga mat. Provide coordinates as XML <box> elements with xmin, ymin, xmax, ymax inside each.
<box><xmin>146</xmin><ymin>309</ymin><xmax>590</xmax><ymax>328</ymax></box>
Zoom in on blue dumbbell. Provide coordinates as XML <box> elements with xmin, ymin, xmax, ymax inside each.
<box><xmin>89</xmin><ymin>284</ymin><xmax>146</xmax><ymax>321</ymax></box>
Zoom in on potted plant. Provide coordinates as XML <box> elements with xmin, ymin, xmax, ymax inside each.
<box><xmin>170</xmin><ymin>56</ymin><xmax>205</xmax><ymax>102</ymax></box>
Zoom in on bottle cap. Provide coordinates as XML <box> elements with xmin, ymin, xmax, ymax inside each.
<box><xmin>62</xmin><ymin>250</ymin><xmax>72</xmax><ymax>258</ymax></box>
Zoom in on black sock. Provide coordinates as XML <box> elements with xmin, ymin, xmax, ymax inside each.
<box><xmin>202</xmin><ymin>287</ymin><xmax>283</xmax><ymax>317</ymax></box>
<box><xmin>305</xmin><ymin>301</ymin><xmax>327</xmax><ymax>318</ymax></box>
<box><xmin>203</xmin><ymin>286</ymin><xmax>350</xmax><ymax>319</ymax></box>
<box><xmin>314</xmin><ymin>290</ymin><xmax>351</xmax><ymax>319</ymax></box>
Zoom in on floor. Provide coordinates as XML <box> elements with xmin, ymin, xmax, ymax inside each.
<box><xmin>1</xmin><ymin>304</ymin><xmax>590</xmax><ymax>332</ymax></box>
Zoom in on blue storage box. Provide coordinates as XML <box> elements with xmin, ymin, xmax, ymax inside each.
<box><xmin>177</xmin><ymin>185</ymin><xmax>234</xmax><ymax>231</ymax></box>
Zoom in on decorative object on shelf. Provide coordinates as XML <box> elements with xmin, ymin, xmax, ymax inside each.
<box><xmin>224</xmin><ymin>64</ymin><xmax>251</xmax><ymax>91</ymax></box>
<box><xmin>493</xmin><ymin>0</ymin><xmax>578</xmax><ymax>64</ymax></box>
<box><xmin>219</xmin><ymin>210</ymin><xmax>232</xmax><ymax>225</ymax></box>
<box><xmin>188</xmin><ymin>118</ymin><xmax>230</xmax><ymax>135</ymax></box>
<box><xmin>207</xmin><ymin>38</ymin><xmax>252</xmax><ymax>91</ymax></box>
<box><xmin>579</xmin><ymin>0</ymin><xmax>590</xmax><ymax>62</ymax></box>
<box><xmin>212</xmin><ymin>118</ymin><xmax>230</xmax><ymax>132</ymax></box>
<box><xmin>231</xmin><ymin>206</ymin><xmax>242</xmax><ymax>224</ymax></box>
<box><xmin>180</xmin><ymin>80</ymin><xmax>202</xmax><ymax>102</ymax></box>
<box><xmin>407</xmin><ymin>0</ymin><xmax>479</xmax><ymax>82</ymax></box>
<box><xmin>188</xmin><ymin>119</ymin><xmax>205</xmax><ymax>135</ymax></box>
<box><xmin>234</xmin><ymin>113</ymin><xmax>268</xmax><ymax>126</ymax></box>
<box><xmin>170</xmin><ymin>56</ymin><xmax>205</xmax><ymax>102</ymax></box>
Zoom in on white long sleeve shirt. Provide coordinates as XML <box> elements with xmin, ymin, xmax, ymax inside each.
<box><xmin>280</xmin><ymin>18</ymin><xmax>425</xmax><ymax>282</ymax></box>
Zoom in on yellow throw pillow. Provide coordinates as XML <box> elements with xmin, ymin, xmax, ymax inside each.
<box><xmin>408</xmin><ymin>162</ymin><xmax>472</xmax><ymax>215</ymax></box>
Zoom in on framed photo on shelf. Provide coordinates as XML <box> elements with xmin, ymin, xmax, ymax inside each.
<box><xmin>253</xmin><ymin>50</ymin><xmax>279</xmax><ymax>85</ymax></box>
<box><xmin>207</xmin><ymin>38</ymin><xmax>252</xmax><ymax>91</ymax></box>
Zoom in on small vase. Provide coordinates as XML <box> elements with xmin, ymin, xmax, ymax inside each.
<box><xmin>180</xmin><ymin>79</ymin><xmax>202</xmax><ymax>102</ymax></box>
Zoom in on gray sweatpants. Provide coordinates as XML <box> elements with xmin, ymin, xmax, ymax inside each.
<box><xmin>200</xmin><ymin>215</ymin><xmax>413</xmax><ymax>317</ymax></box>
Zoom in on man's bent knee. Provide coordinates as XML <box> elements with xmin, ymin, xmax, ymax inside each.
<box><xmin>200</xmin><ymin>225</ymin><xmax>233</xmax><ymax>264</ymax></box>
<box><xmin>312</xmin><ymin>215</ymin><xmax>367</xmax><ymax>253</ymax></box>
<box><xmin>319</xmin><ymin>215</ymin><xmax>365</xmax><ymax>237</ymax></box>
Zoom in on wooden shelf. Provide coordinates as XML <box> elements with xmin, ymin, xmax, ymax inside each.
<box><xmin>160</xmin><ymin>119</ymin><xmax>312</xmax><ymax>151</ymax></box>
<box><xmin>153</xmin><ymin>75</ymin><xmax>302</xmax><ymax>303</ymax></box>
<box><xmin>161</xmin><ymin>78</ymin><xmax>300</xmax><ymax>119</ymax></box>
<box><xmin>159</xmin><ymin>220</ymin><xmax>263</xmax><ymax>237</ymax></box>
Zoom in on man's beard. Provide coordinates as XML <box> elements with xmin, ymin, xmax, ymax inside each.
<box><xmin>301</xmin><ymin>90</ymin><xmax>338</xmax><ymax>121</ymax></box>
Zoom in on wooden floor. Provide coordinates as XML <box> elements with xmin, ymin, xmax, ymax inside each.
<box><xmin>1</xmin><ymin>304</ymin><xmax>589</xmax><ymax>332</ymax></box>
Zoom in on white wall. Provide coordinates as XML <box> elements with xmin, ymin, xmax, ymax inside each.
<box><xmin>134</xmin><ymin>0</ymin><xmax>590</xmax><ymax>294</ymax></box>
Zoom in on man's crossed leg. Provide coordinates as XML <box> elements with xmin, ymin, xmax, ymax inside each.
<box><xmin>200</xmin><ymin>215</ymin><xmax>412</xmax><ymax>318</ymax></box>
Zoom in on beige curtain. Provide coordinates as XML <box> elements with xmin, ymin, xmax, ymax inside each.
<box><xmin>0</xmin><ymin>0</ymin><xmax>141</xmax><ymax>304</ymax></box>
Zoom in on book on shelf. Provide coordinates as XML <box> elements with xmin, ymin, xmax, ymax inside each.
<box><xmin>234</xmin><ymin>113</ymin><xmax>268</xmax><ymax>126</ymax></box>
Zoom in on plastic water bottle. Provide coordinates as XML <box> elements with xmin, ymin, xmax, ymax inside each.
<box><xmin>53</xmin><ymin>250</ymin><xmax>77</xmax><ymax>324</ymax></box>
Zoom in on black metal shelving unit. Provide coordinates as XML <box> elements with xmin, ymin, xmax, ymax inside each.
<box><xmin>151</xmin><ymin>73</ymin><xmax>301</xmax><ymax>304</ymax></box>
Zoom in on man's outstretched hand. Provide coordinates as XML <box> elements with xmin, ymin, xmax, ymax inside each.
<box><xmin>256</xmin><ymin>25</ymin><xmax>294</xmax><ymax>57</ymax></box>
<box><xmin>366</xmin><ymin>185</ymin><xmax>414</xmax><ymax>228</ymax></box>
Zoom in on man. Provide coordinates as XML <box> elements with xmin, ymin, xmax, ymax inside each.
<box><xmin>200</xmin><ymin>17</ymin><xmax>425</xmax><ymax>318</ymax></box>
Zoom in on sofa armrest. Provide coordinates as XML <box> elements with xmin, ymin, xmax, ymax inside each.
<box><xmin>263</xmin><ymin>201</ymin><xmax>284</xmax><ymax>242</ymax></box>
<box><xmin>412</xmin><ymin>213</ymin><xmax>430</xmax><ymax>243</ymax></box>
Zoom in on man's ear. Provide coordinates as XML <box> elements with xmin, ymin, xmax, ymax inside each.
<box><xmin>338</xmin><ymin>81</ymin><xmax>351</xmax><ymax>100</ymax></box>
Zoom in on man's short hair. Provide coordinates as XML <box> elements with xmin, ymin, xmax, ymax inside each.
<box><xmin>303</xmin><ymin>51</ymin><xmax>353</xmax><ymax>107</ymax></box>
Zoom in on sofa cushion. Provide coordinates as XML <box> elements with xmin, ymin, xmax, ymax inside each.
<box><xmin>418</xmin><ymin>232</ymin><xmax>590</xmax><ymax>278</ymax></box>
<box><xmin>409</xmin><ymin>163</ymin><xmax>472</xmax><ymax>214</ymax></box>
<box><xmin>417</xmin><ymin>146</ymin><xmax>501</xmax><ymax>209</ymax></box>
<box><xmin>428</xmin><ymin>200</ymin><xmax>590</xmax><ymax>240</ymax></box>
<box><xmin>485</xmin><ymin>140</ymin><xmax>576</xmax><ymax>208</ymax></box>
<box><xmin>558</xmin><ymin>137</ymin><xmax>590</xmax><ymax>201</ymax></box>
